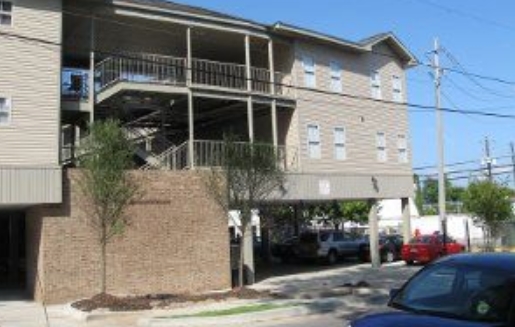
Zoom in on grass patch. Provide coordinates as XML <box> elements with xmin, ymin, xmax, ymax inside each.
<box><xmin>160</xmin><ymin>303</ymin><xmax>300</xmax><ymax>319</ymax></box>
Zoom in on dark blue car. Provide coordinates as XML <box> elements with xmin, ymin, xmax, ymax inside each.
<box><xmin>350</xmin><ymin>253</ymin><xmax>515</xmax><ymax>327</ymax></box>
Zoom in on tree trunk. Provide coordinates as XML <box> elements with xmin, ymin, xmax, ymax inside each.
<box><xmin>238</xmin><ymin>228</ymin><xmax>245</xmax><ymax>288</ymax></box>
<box><xmin>101</xmin><ymin>224</ymin><xmax>107</xmax><ymax>294</ymax></box>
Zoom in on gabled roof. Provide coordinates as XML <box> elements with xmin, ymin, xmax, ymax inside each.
<box><xmin>271</xmin><ymin>22</ymin><xmax>418</xmax><ymax>67</ymax></box>
<box><xmin>358</xmin><ymin>32</ymin><xmax>418</xmax><ymax>66</ymax></box>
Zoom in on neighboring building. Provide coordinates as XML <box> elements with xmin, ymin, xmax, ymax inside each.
<box><xmin>0</xmin><ymin>0</ymin><xmax>416</xmax><ymax>302</ymax></box>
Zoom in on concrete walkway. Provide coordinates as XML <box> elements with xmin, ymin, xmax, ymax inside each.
<box><xmin>0</xmin><ymin>263</ymin><xmax>421</xmax><ymax>327</ymax></box>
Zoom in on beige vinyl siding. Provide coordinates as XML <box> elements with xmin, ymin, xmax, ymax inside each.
<box><xmin>0</xmin><ymin>166</ymin><xmax>62</xmax><ymax>204</ymax></box>
<box><xmin>292</xmin><ymin>41</ymin><xmax>411</xmax><ymax>176</ymax></box>
<box><xmin>0</xmin><ymin>0</ymin><xmax>62</xmax><ymax>166</ymax></box>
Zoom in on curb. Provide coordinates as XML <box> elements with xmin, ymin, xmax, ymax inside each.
<box><xmin>139</xmin><ymin>303</ymin><xmax>319</xmax><ymax>327</ymax></box>
<box><xmin>65</xmin><ymin>302</ymin><xmax>152</xmax><ymax>322</ymax></box>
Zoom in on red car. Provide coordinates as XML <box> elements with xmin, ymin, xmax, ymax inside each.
<box><xmin>401</xmin><ymin>234</ymin><xmax>465</xmax><ymax>264</ymax></box>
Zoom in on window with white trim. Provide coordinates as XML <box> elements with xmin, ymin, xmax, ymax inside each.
<box><xmin>329</xmin><ymin>61</ymin><xmax>342</xmax><ymax>93</ymax></box>
<box><xmin>376</xmin><ymin>132</ymin><xmax>387</xmax><ymax>162</ymax></box>
<box><xmin>303</xmin><ymin>55</ymin><xmax>316</xmax><ymax>88</ymax></box>
<box><xmin>307</xmin><ymin>124</ymin><xmax>321</xmax><ymax>159</ymax></box>
<box><xmin>370</xmin><ymin>70</ymin><xmax>382</xmax><ymax>99</ymax></box>
<box><xmin>392</xmin><ymin>75</ymin><xmax>403</xmax><ymax>102</ymax></box>
<box><xmin>0</xmin><ymin>97</ymin><xmax>12</xmax><ymax>125</ymax></box>
<box><xmin>333</xmin><ymin>126</ymin><xmax>346</xmax><ymax>160</ymax></box>
<box><xmin>0</xmin><ymin>1</ymin><xmax>12</xmax><ymax>26</ymax></box>
<box><xmin>397</xmin><ymin>134</ymin><xmax>408</xmax><ymax>163</ymax></box>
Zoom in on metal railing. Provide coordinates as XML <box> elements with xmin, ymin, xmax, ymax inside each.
<box><xmin>96</xmin><ymin>54</ymin><xmax>188</xmax><ymax>91</ymax></box>
<box><xmin>93</xmin><ymin>53</ymin><xmax>293</xmax><ymax>97</ymax></box>
<box><xmin>192</xmin><ymin>58</ymin><xmax>247</xmax><ymax>90</ymax></box>
<box><xmin>62</xmin><ymin>68</ymin><xmax>89</xmax><ymax>101</ymax></box>
<box><xmin>154</xmin><ymin>140</ymin><xmax>298</xmax><ymax>171</ymax></box>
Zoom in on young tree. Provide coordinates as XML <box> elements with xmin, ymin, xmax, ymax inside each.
<box><xmin>462</xmin><ymin>180</ymin><xmax>514</xmax><ymax>250</ymax></box>
<box><xmin>205</xmin><ymin>137</ymin><xmax>285</xmax><ymax>287</ymax></box>
<box><xmin>77</xmin><ymin>119</ymin><xmax>139</xmax><ymax>294</ymax></box>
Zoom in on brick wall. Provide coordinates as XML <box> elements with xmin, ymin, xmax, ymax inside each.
<box><xmin>26</xmin><ymin>169</ymin><xmax>231</xmax><ymax>304</ymax></box>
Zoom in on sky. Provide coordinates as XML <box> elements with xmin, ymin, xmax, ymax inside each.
<box><xmin>176</xmin><ymin>0</ymin><xmax>515</xmax><ymax>185</ymax></box>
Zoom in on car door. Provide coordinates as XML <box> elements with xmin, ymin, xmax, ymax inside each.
<box><xmin>332</xmin><ymin>232</ymin><xmax>345</xmax><ymax>255</ymax></box>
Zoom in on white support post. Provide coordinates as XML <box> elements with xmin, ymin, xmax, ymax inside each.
<box><xmin>268</xmin><ymin>39</ymin><xmax>278</xmax><ymax>148</ymax></box>
<box><xmin>247</xmin><ymin>97</ymin><xmax>254</xmax><ymax>142</ymax></box>
<box><xmin>89</xmin><ymin>17</ymin><xmax>96</xmax><ymax>124</ymax></box>
<box><xmin>245</xmin><ymin>34</ymin><xmax>252</xmax><ymax>92</ymax></box>
<box><xmin>245</xmin><ymin>35</ymin><xmax>254</xmax><ymax>142</ymax></box>
<box><xmin>402</xmin><ymin>197</ymin><xmax>412</xmax><ymax>244</ymax></box>
<box><xmin>271</xmin><ymin>100</ymin><xmax>278</xmax><ymax>148</ymax></box>
<box><xmin>268</xmin><ymin>39</ymin><xmax>275</xmax><ymax>94</ymax></box>
<box><xmin>188</xmin><ymin>92</ymin><xmax>195</xmax><ymax>169</ymax></box>
<box><xmin>368</xmin><ymin>200</ymin><xmax>380</xmax><ymax>269</ymax></box>
<box><xmin>186</xmin><ymin>26</ymin><xmax>192</xmax><ymax>87</ymax></box>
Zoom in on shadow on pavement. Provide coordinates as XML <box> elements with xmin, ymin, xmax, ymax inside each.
<box><xmin>255</xmin><ymin>258</ymin><xmax>361</xmax><ymax>283</ymax></box>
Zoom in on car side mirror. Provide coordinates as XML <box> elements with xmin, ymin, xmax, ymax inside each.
<box><xmin>389</xmin><ymin>288</ymin><xmax>400</xmax><ymax>300</ymax></box>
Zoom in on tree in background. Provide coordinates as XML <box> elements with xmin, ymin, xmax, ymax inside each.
<box><xmin>421</xmin><ymin>177</ymin><xmax>465</xmax><ymax>214</ymax></box>
<box><xmin>305</xmin><ymin>200</ymin><xmax>372</xmax><ymax>230</ymax></box>
<box><xmin>462</xmin><ymin>180</ymin><xmax>514</xmax><ymax>250</ymax></box>
<box><xmin>77</xmin><ymin>119</ymin><xmax>139</xmax><ymax>294</ymax></box>
<box><xmin>205</xmin><ymin>137</ymin><xmax>285</xmax><ymax>287</ymax></box>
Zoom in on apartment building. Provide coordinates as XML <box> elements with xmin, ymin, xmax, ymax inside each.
<box><xmin>0</xmin><ymin>0</ymin><xmax>417</xmax><ymax>303</ymax></box>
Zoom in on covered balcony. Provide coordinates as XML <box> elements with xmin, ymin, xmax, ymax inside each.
<box><xmin>92</xmin><ymin>53</ymin><xmax>294</xmax><ymax>103</ymax></box>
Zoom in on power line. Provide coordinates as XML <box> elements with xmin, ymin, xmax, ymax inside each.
<box><xmin>410</xmin><ymin>0</ymin><xmax>515</xmax><ymax>32</ymax></box>
<box><xmin>442</xmin><ymin>47</ymin><xmax>515</xmax><ymax>99</ymax></box>
<box><xmin>414</xmin><ymin>154</ymin><xmax>513</xmax><ymax>171</ymax></box>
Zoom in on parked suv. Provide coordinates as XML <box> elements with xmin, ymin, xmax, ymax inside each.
<box><xmin>295</xmin><ymin>230</ymin><xmax>367</xmax><ymax>264</ymax></box>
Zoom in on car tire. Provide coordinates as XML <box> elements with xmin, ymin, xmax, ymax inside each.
<box><xmin>327</xmin><ymin>250</ymin><xmax>337</xmax><ymax>265</ymax></box>
<box><xmin>405</xmin><ymin>260</ymin><xmax>414</xmax><ymax>266</ymax></box>
<box><xmin>358</xmin><ymin>245</ymin><xmax>368</xmax><ymax>262</ymax></box>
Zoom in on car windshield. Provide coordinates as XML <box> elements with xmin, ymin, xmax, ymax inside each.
<box><xmin>409</xmin><ymin>236</ymin><xmax>433</xmax><ymax>244</ymax></box>
<box><xmin>390</xmin><ymin>262</ymin><xmax>514</xmax><ymax>323</ymax></box>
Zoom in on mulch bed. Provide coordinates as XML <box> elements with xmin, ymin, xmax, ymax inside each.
<box><xmin>72</xmin><ymin>288</ymin><xmax>286</xmax><ymax>312</ymax></box>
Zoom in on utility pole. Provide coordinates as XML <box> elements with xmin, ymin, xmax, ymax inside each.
<box><xmin>484</xmin><ymin>137</ymin><xmax>493</xmax><ymax>181</ymax></box>
<box><xmin>433</xmin><ymin>38</ymin><xmax>447</xmax><ymax>251</ymax></box>
<box><xmin>510</xmin><ymin>142</ymin><xmax>515</xmax><ymax>185</ymax></box>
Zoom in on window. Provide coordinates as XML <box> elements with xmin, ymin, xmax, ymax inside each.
<box><xmin>392</xmin><ymin>75</ymin><xmax>403</xmax><ymax>102</ymax></box>
<box><xmin>0</xmin><ymin>1</ymin><xmax>12</xmax><ymax>26</ymax></box>
<box><xmin>303</xmin><ymin>55</ymin><xmax>316</xmax><ymax>88</ymax></box>
<box><xmin>370</xmin><ymin>70</ymin><xmax>382</xmax><ymax>99</ymax></box>
<box><xmin>0</xmin><ymin>97</ymin><xmax>11</xmax><ymax>125</ymax></box>
<box><xmin>307</xmin><ymin>124</ymin><xmax>321</xmax><ymax>159</ymax></box>
<box><xmin>376</xmin><ymin>132</ymin><xmax>387</xmax><ymax>162</ymax></box>
<box><xmin>397</xmin><ymin>134</ymin><xmax>408</xmax><ymax>163</ymax></box>
<box><xmin>329</xmin><ymin>61</ymin><xmax>342</xmax><ymax>92</ymax></box>
<box><xmin>333</xmin><ymin>126</ymin><xmax>346</xmax><ymax>160</ymax></box>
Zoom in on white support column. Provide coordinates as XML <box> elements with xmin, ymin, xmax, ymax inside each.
<box><xmin>188</xmin><ymin>91</ymin><xmax>195</xmax><ymax>169</ymax></box>
<box><xmin>89</xmin><ymin>17</ymin><xmax>96</xmax><ymax>124</ymax></box>
<box><xmin>268</xmin><ymin>39</ymin><xmax>278</xmax><ymax>148</ymax></box>
<box><xmin>245</xmin><ymin>34</ymin><xmax>252</xmax><ymax>92</ymax></box>
<box><xmin>402</xmin><ymin>197</ymin><xmax>412</xmax><ymax>244</ymax></box>
<box><xmin>186</xmin><ymin>26</ymin><xmax>192</xmax><ymax>87</ymax></box>
<box><xmin>245</xmin><ymin>35</ymin><xmax>254</xmax><ymax>142</ymax></box>
<box><xmin>268</xmin><ymin>39</ymin><xmax>275</xmax><ymax>94</ymax></box>
<box><xmin>247</xmin><ymin>98</ymin><xmax>254</xmax><ymax>142</ymax></box>
<box><xmin>368</xmin><ymin>200</ymin><xmax>381</xmax><ymax>268</ymax></box>
<box><xmin>271</xmin><ymin>101</ymin><xmax>278</xmax><ymax>148</ymax></box>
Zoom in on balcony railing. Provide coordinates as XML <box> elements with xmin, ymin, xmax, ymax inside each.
<box><xmin>91</xmin><ymin>53</ymin><xmax>293</xmax><ymax>97</ymax></box>
<box><xmin>96</xmin><ymin>54</ymin><xmax>188</xmax><ymax>91</ymax></box>
<box><xmin>141</xmin><ymin>140</ymin><xmax>298</xmax><ymax>172</ymax></box>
